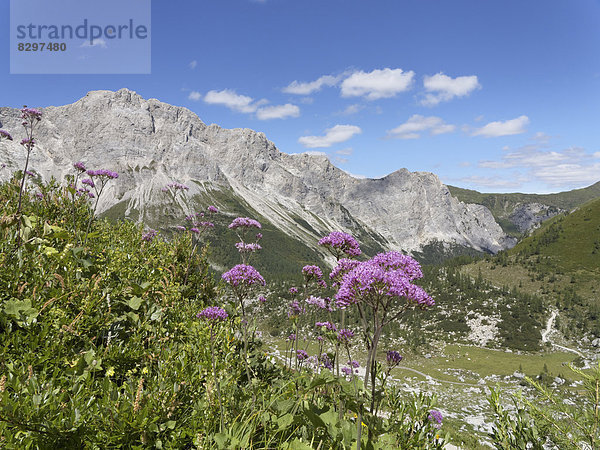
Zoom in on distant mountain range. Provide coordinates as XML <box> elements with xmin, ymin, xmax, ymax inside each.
<box><xmin>0</xmin><ymin>89</ymin><xmax>519</xmax><ymax>265</ymax></box>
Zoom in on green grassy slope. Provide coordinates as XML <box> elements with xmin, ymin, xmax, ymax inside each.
<box><xmin>448</xmin><ymin>182</ymin><xmax>600</xmax><ymax>235</ymax></box>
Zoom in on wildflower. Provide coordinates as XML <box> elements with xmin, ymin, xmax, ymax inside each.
<box><xmin>190</xmin><ymin>227</ymin><xmax>200</xmax><ymax>234</ymax></box>
<box><xmin>329</xmin><ymin>258</ymin><xmax>361</xmax><ymax>285</ymax></box>
<box><xmin>320</xmin><ymin>354</ymin><xmax>333</xmax><ymax>370</ymax></box>
<box><xmin>228</xmin><ymin>217</ymin><xmax>261</xmax><ymax>229</ymax></box>
<box><xmin>235</xmin><ymin>242</ymin><xmax>262</xmax><ymax>253</ymax></box>
<box><xmin>176</xmin><ymin>225</ymin><xmax>186</xmax><ymax>231</ymax></box>
<box><xmin>20</xmin><ymin>138</ymin><xmax>35</xmax><ymax>147</ymax></box>
<box><xmin>428</xmin><ymin>410</ymin><xmax>443</xmax><ymax>429</ymax></box>
<box><xmin>166</xmin><ymin>182</ymin><xmax>189</xmax><ymax>190</ymax></box>
<box><xmin>341</xmin><ymin>367</ymin><xmax>353</xmax><ymax>377</ymax></box>
<box><xmin>197</xmin><ymin>306</ymin><xmax>228</xmax><ymax>322</ymax></box>
<box><xmin>348</xmin><ymin>360</ymin><xmax>360</xmax><ymax>368</ymax></box>
<box><xmin>318</xmin><ymin>231</ymin><xmax>361</xmax><ymax>258</ymax></box>
<box><xmin>386</xmin><ymin>350</ymin><xmax>403</xmax><ymax>367</ymax></box>
<box><xmin>141</xmin><ymin>229</ymin><xmax>158</xmax><ymax>242</ymax></box>
<box><xmin>255</xmin><ymin>232</ymin><xmax>262</xmax><ymax>240</ymax></box>
<box><xmin>86</xmin><ymin>169</ymin><xmax>118</xmax><ymax>179</ymax></box>
<box><xmin>302</xmin><ymin>265</ymin><xmax>323</xmax><ymax>281</ymax></box>
<box><xmin>315</xmin><ymin>321</ymin><xmax>337</xmax><ymax>331</ymax></box>
<box><xmin>35</xmin><ymin>192</ymin><xmax>44</xmax><ymax>200</ymax></box>
<box><xmin>21</xmin><ymin>107</ymin><xmax>42</xmax><ymax>121</ymax></box>
<box><xmin>222</xmin><ymin>264</ymin><xmax>265</xmax><ymax>288</ymax></box>
<box><xmin>82</xmin><ymin>178</ymin><xmax>95</xmax><ymax>188</ymax></box>
<box><xmin>258</xmin><ymin>296</ymin><xmax>267</xmax><ymax>303</ymax></box>
<box><xmin>337</xmin><ymin>328</ymin><xmax>354</xmax><ymax>344</ymax></box>
<box><xmin>289</xmin><ymin>287</ymin><xmax>298</xmax><ymax>295</ymax></box>
<box><xmin>0</xmin><ymin>130</ymin><xmax>13</xmax><ymax>141</ymax></box>
<box><xmin>199</xmin><ymin>221</ymin><xmax>214</xmax><ymax>229</ymax></box>
<box><xmin>25</xmin><ymin>170</ymin><xmax>35</xmax><ymax>177</ymax></box>
<box><xmin>286</xmin><ymin>333</ymin><xmax>296</xmax><ymax>341</ymax></box>
<box><xmin>288</xmin><ymin>300</ymin><xmax>305</xmax><ymax>318</ymax></box>
<box><xmin>73</xmin><ymin>161</ymin><xmax>86</xmax><ymax>171</ymax></box>
<box><xmin>296</xmin><ymin>349</ymin><xmax>308</xmax><ymax>361</ymax></box>
<box><xmin>306</xmin><ymin>295</ymin><xmax>331</xmax><ymax>310</ymax></box>
<box><xmin>208</xmin><ymin>205</ymin><xmax>218</xmax><ymax>213</ymax></box>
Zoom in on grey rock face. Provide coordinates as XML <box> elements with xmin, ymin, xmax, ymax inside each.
<box><xmin>509</xmin><ymin>203</ymin><xmax>563</xmax><ymax>233</ymax></box>
<box><xmin>0</xmin><ymin>89</ymin><xmax>513</xmax><ymax>255</ymax></box>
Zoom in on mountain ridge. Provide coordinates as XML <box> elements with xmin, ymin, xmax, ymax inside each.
<box><xmin>0</xmin><ymin>88</ymin><xmax>514</xmax><ymax>260</ymax></box>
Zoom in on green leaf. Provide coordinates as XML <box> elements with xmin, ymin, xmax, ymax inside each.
<box><xmin>128</xmin><ymin>296</ymin><xmax>143</xmax><ymax>311</ymax></box>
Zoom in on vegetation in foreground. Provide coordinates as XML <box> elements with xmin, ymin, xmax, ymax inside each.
<box><xmin>1</xmin><ymin>110</ymin><xmax>599</xmax><ymax>448</ymax></box>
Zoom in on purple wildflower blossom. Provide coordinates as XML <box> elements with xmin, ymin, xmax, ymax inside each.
<box><xmin>197</xmin><ymin>306</ymin><xmax>228</xmax><ymax>322</ymax></box>
<box><xmin>371</xmin><ymin>251</ymin><xmax>423</xmax><ymax>281</ymax></box>
<box><xmin>289</xmin><ymin>287</ymin><xmax>298</xmax><ymax>295</ymax></box>
<box><xmin>288</xmin><ymin>300</ymin><xmax>305</xmax><ymax>318</ymax></box>
<box><xmin>341</xmin><ymin>367</ymin><xmax>353</xmax><ymax>377</ymax></box>
<box><xmin>235</xmin><ymin>242</ymin><xmax>262</xmax><ymax>253</ymax></box>
<box><xmin>315</xmin><ymin>321</ymin><xmax>337</xmax><ymax>331</ymax></box>
<box><xmin>166</xmin><ymin>182</ymin><xmax>189</xmax><ymax>191</ymax></box>
<box><xmin>255</xmin><ymin>232</ymin><xmax>262</xmax><ymax>240</ymax></box>
<box><xmin>348</xmin><ymin>360</ymin><xmax>360</xmax><ymax>368</ymax></box>
<box><xmin>87</xmin><ymin>169</ymin><xmax>118</xmax><ymax>179</ymax></box>
<box><xmin>287</xmin><ymin>333</ymin><xmax>296</xmax><ymax>341</ymax></box>
<box><xmin>21</xmin><ymin>107</ymin><xmax>42</xmax><ymax>120</ymax></box>
<box><xmin>318</xmin><ymin>231</ymin><xmax>361</xmax><ymax>257</ymax></box>
<box><xmin>320</xmin><ymin>354</ymin><xmax>333</xmax><ymax>370</ymax></box>
<box><xmin>337</xmin><ymin>328</ymin><xmax>355</xmax><ymax>345</ymax></box>
<box><xmin>259</xmin><ymin>295</ymin><xmax>267</xmax><ymax>304</ymax></box>
<box><xmin>296</xmin><ymin>350</ymin><xmax>308</xmax><ymax>361</ymax></box>
<box><xmin>302</xmin><ymin>265</ymin><xmax>323</xmax><ymax>281</ymax></box>
<box><xmin>35</xmin><ymin>192</ymin><xmax>44</xmax><ymax>200</ymax></box>
<box><xmin>222</xmin><ymin>264</ymin><xmax>265</xmax><ymax>288</ymax></box>
<box><xmin>386</xmin><ymin>351</ymin><xmax>403</xmax><ymax>366</ymax></box>
<box><xmin>73</xmin><ymin>161</ymin><xmax>86</xmax><ymax>171</ymax></box>
<box><xmin>190</xmin><ymin>227</ymin><xmax>200</xmax><ymax>234</ymax></box>
<box><xmin>306</xmin><ymin>296</ymin><xmax>330</xmax><ymax>310</ymax></box>
<box><xmin>142</xmin><ymin>229</ymin><xmax>158</xmax><ymax>242</ymax></box>
<box><xmin>20</xmin><ymin>138</ymin><xmax>34</xmax><ymax>146</ymax></box>
<box><xmin>82</xmin><ymin>178</ymin><xmax>95</xmax><ymax>188</ymax></box>
<box><xmin>428</xmin><ymin>410</ymin><xmax>443</xmax><ymax>428</ymax></box>
<box><xmin>25</xmin><ymin>170</ymin><xmax>35</xmax><ymax>177</ymax></box>
<box><xmin>330</xmin><ymin>258</ymin><xmax>361</xmax><ymax>285</ymax></box>
<box><xmin>228</xmin><ymin>217</ymin><xmax>262</xmax><ymax>229</ymax></box>
<box><xmin>176</xmin><ymin>226</ymin><xmax>186</xmax><ymax>231</ymax></box>
<box><xmin>0</xmin><ymin>130</ymin><xmax>13</xmax><ymax>141</ymax></box>
<box><xmin>208</xmin><ymin>205</ymin><xmax>218</xmax><ymax>213</ymax></box>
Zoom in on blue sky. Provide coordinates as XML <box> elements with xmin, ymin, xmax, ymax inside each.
<box><xmin>2</xmin><ymin>0</ymin><xmax>600</xmax><ymax>193</ymax></box>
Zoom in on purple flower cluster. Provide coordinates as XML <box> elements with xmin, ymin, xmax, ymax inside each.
<box><xmin>165</xmin><ymin>182</ymin><xmax>189</xmax><ymax>191</ymax></box>
<box><xmin>222</xmin><ymin>264</ymin><xmax>265</xmax><ymax>288</ymax></box>
<box><xmin>197</xmin><ymin>306</ymin><xmax>229</xmax><ymax>322</ymax></box>
<box><xmin>315</xmin><ymin>321</ymin><xmax>337</xmax><ymax>331</ymax></box>
<box><xmin>296</xmin><ymin>349</ymin><xmax>308</xmax><ymax>361</ymax></box>
<box><xmin>428</xmin><ymin>410</ymin><xmax>443</xmax><ymax>428</ymax></box>
<box><xmin>288</xmin><ymin>300</ymin><xmax>305</xmax><ymax>318</ymax></box>
<box><xmin>289</xmin><ymin>287</ymin><xmax>298</xmax><ymax>295</ymax></box>
<box><xmin>318</xmin><ymin>231</ymin><xmax>361</xmax><ymax>257</ymax></box>
<box><xmin>302</xmin><ymin>265</ymin><xmax>323</xmax><ymax>281</ymax></box>
<box><xmin>0</xmin><ymin>130</ymin><xmax>13</xmax><ymax>141</ymax></box>
<box><xmin>259</xmin><ymin>295</ymin><xmax>267</xmax><ymax>303</ymax></box>
<box><xmin>386</xmin><ymin>350</ymin><xmax>403</xmax><ymax>366</ymax></box>
<box><xmin>235</xmin><ymin>242</ymin><xmax>262</xmax><ymax>253</ymax></box>
<box><xmin>341</xmin><ymin>367</ymin><xmax>353</xmax><ymax>377</ymax></box>
<box><xmin>337</xmin><ymin>328</ymin><xmax>355</xmax><ymax>344</ymax></box>
<box><xmin>82</xmin><ymin>178</ymin><xmax>95</xmax><ymax>188</ymax></box>
<box><xmin>320</xmin><ymin>354</ymin><xmax>333</xmax><ymax>370</ymax></box>
<box><xmin>20</xmin><ymin>138</ymin><xmax>35</xmax><ymax>146</ymax></box>
<box><xmin>207</xmin><ymin>205</ymin><xmax>218</xmax><ymax>213</ymax></box>
<box><xmin>142</xmin><ymin>229</ymin><xmax>158</xmax><ymax>242</ymax></box>
<box><xmin>73</xmin><ymin>161</ymin><xmax>86</xmax><ymax>172</ymax></box>
<box><xmin>334</xmin><ymin>252</ymin><xmax>434</xmax><ymax>309</ymax></box>
<box><xmin>329</xmin><ymin>258</ymin><xmax>361</xmax><ymax>283</ymax></box>
<box><xmin>228</xmin><ymin>217</ymin><xmax>262</xmax><ymax>230</ymax></box>
<box><xmin>306</xmin><ymin>296</ymin><xmax>334</xmax><ymax>311</ymax></box>
<box><xmin>25</xmin><ymin>170</ymin><xmax>36</xmax><ymax>177</ymax></box>
<box><xmin>175</xmin><ymin>225</ymin><xmax>186</xmax><ymax>231</ymax></box>
<box><xmin>21</xmin><ymin>107</ymin><xmax>42</xmax><ymax>121</ymax></box>
<box><xmin>87</xmin><ymin>169</ymin><xmax>118</xmax><ymax>179</ymax></box>
<box><xmin>348</xmin><ymin>360</ymin><xmax>360</xmax><ymax>368</ymax></box>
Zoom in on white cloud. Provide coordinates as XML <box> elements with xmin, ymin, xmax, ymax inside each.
<box><xmin>534</xmin><ymin>163</ymin><xmax>600</xmax><ymax>187</ymax></box>
<box><xmin>80</xmin><ymin>39</ymin><xmax>107</xmax><ymax>48</ymax></box>
<box><xmin>203</xmin><ymin>89</ymin><xmax>259</xmax><ymax>113</ymax></box>
<box><xmin>341</xmin><ymin>68</ymin><xmax>414</xmax><ymax>100</ymax></box>
<box><xmin>189</xmin><ymin>60</ymin><xmax>198</xmax><ymax>70</ymax></box>
<box><xmin>421</xmin><ymin>73</ymin><xmax>481</xmax><ymax>106</ymax></box>
<box><xmin>283</xmin><ymin>74</ymin><xmax>340</xmax><ymax>95</ymax></box>
<box><xmin>388</xmin><ymin>115</ymin><xmax>455</xmax><ymax>139</ymax></box>
<box><xmin>340</xmin><ymin>104</ymin><xmax>363</xmax><ymax>115</ymax></box>
<box><xmin>472</xmin><ymin>115</ymin><xmax>529</xmax><ymax>137</ymax></box>
<box><xmin>459</xmin><ymin>175</ymin><xmax>523</xmax><ymax>189</ymax></box>
<box><xmin>188</xmin><ymin>91</ymin><xmax>202</xmax><ymax>101</ymax></box>
<box><xmin>299</xmin><ymin>125</ymin><xmax>362</xmax><ymax>148</ymax></box>
<box><xmin>335</xmin><ymin>147</ymin><xmax>353</xmax><ymax>156</ymax></box>
<box><xmin>594</xmin><ymin>151</ymin><xmax>600</xmax><ymax>158</ymax></box>
<box><xmin>256</xmin><ymin>103</ymin><xmax>300</xmax><ymax>120</ymax></box>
